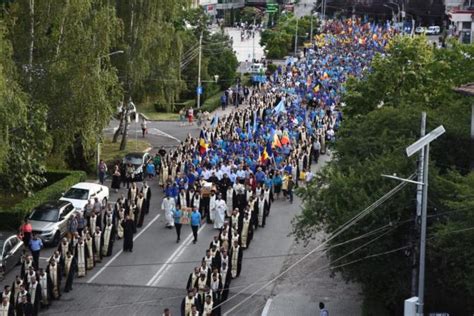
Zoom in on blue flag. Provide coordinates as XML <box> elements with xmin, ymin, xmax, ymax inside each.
<box><xmin>210</xmin><ymin>115</ymin><xmax>219</xmax><ymax>129</ymax></box>
<box><xmin>273</xmin><ymin>99</ymin><xmax>286</xmax><ymax>114</ymax></box>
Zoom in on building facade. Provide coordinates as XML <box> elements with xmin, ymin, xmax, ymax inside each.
<box><xmin>192</xmin><ymin>0</ymin><xmax>219</xmax><ymax>18</ymax></box>
<box><xmin>447</xmin><ymin>0</ymin><xmax>474</xmax><ymax>43</ymax></box>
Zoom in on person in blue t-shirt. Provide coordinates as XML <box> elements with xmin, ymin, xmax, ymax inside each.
<box><xmin>190</xmin><ymin>208</ymin><xmax>202</xmax><ymax>244</ymax></box>
<box><xmin>173</xmin><ymin>206</ymin><xmax>183</xmax><ymax>243</ymax></box>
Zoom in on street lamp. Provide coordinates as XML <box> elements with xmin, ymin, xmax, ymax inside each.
<box><xmin>96</xmin><ymin>50</ymin><xmax>124</xmax><ymax>179</ymax></box>
<box><xmin>383</xmin><ymin>124</ymin><xmax>446</xmax><ymax>316</ymax></box>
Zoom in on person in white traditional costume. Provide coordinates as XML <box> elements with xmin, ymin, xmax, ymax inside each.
<box><xmin>213</xmin><ymin>194</ymin><xmax>227</xmax><ymax>229</ymax></box>
<box><xmin>161</xmin><ymin>194</ymin><xmax>175</xmax><ymax>228</ymax></box>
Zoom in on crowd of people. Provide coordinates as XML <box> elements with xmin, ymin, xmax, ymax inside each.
<box><xmin>168</xmin><ymin>17</ymin><xmax>394</xmax><ymax>315</ymax></box>
<box><xmin>1</xmin><ymin>182</ymin><xmax>152</xmax><ymax>316</ymax></box>
<box><xmin>0</xmin><ymin>18</ymin><xmax>395</xmax><ymax>316</ymax></box>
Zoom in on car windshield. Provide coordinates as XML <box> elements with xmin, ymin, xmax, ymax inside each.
<box><xmin>63</xmin><ymin>188</ymin><xmax>89</xmax><ymax>200</ymax></box>
<box><xmin>124</xmin><ymin>154</ymin><xmax>143</xmax><ymax>165</ymax></box>
<box><xmin>29</xmin><ymin>208</ymin><xmax>59</xmax><ymax>222</ymax></box>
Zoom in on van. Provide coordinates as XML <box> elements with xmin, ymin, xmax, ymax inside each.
<box><xmin>426</xmin><ymin>26</ymin><xmax>441</xmax><ymax>35</ymax></box>
<box><xmin>249</xmin><ymin>63</ymin><xmax>266</xmax><ymax>74</ymax></box>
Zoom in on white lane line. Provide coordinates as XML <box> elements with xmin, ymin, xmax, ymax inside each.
<box><xmin>87</xmin><ymin>214</ymin><xmax>161</xmax><ymax>283</ymax></box>
<box><xmin>146</xmin><ymin>229</ymin><xmax>195</xmax><ymax>286</ymax></box>
<box><xmin>260</xmin><ymin>298</ymin><xmax>273</xmax><ymax>316</ymax></box>
<box><xmin>151</xmin><ymin>224</ymin><xmax>208</xmax><ymax>286</ymax></box>
<box><xmin>148</xmin><ymin>128</ymin><xmax>181</xmax><ymax>143</ymax></box>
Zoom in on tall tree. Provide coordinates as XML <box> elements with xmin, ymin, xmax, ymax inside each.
<box><xmin>113</xmin><ymin>0</ymin><xmax>189</xmax><ymax>150</ymax></box>
<box><xmin>7</xmin><ymin>0</ymin><xmax>122</xmax><ymax>170</ymax></box>
<box><xmin>293</xmin><ymin>36</ymin><xmax>474</xmax><ymax>314</ymax></box>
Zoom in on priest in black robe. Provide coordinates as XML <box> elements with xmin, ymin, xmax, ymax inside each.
<box><xmin>229</xmin><ymin>240</ymin><xmax>243</xmax><ymax>279</ymax></box>
<box><xmin>63</xmin><ymin>252</ymin><xmax>76</xmax><ymax>293</ymax></box>
<box><xmin>122</xmin><ymin>215</ymin><xmax>134</xmax><ymax>252</ymax></box>
<box><xmin>27</xmin><ymin>276</ymin><xmax>41</xmax><ymax>316</ymax></box>
<box><xmin>181</xmin><ymin>289</ymin><xmax>201</xmax><ymax>316</ymax></box>
<box><xmin>186</xmin><ymin>267</ymin><xmax>201</xmax><ymax>291</ymax></box>
<box><xmin>0</xmin><ymin>296</ymin><xmax>14</xmax><ymax>316</ymax></box>
<box><xmin>45</xmin><ymin>259</ymin><xmax>61</xmax><ymax>300</ymax></box>
<box><xmin>141</xmin><ymin>182</ymin><xmax>152</xmax><ymax>214</ymax></box>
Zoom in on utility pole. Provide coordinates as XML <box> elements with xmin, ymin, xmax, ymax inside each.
<box><xmin>252</xmin><ymin>16</ymin><xmax>256</xmax><ymax>63</ymax></box>
<box><xmin>294</xmin><ymin>18</ymin><xmax>299</xmax><ymax>57</ymax></box>
<box><xmin>417</xmin><ymin>132</ymin><xmax>430</xmax><ymax>316</ymax></box>
<box><xmin>310</xmin><ymin>16</ymin><xmax>313</xmax><ymax>45</ymax></box>
<box><xmin>197</xmin><ymin>32</ymin><xmax>203</xmax><ymax>108</ymax></box>
<box><xmin>411</xmin><ymin>112</ymin><xmax>426</xmax><ymax>297</ymax></box>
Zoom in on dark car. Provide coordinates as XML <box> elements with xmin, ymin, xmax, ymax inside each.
<box><xmin>0</xmin><ymin>233</ymin><xmax>23</xmax><ymax>279</ymax></box>
<box><xmin>123</xmin><ymin>152</ymin><xmax>151</xmax><ymax>182</ymax></box>
<box><xmin>29</xmin><ymin>200</ymin><xmax>77</xmax><ymax>246</ymax></box>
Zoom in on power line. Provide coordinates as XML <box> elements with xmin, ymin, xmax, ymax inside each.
<box><xmin>216</xmin><ymin>178</ymin><xmax>413</xmax><ymax>312</ymax></box>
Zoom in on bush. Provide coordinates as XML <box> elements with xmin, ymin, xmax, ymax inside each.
<box><xmin>200</xmin><ymin>92</ymin><xmax>224</xmax><ymax>113</ymax></box>
<box><xmin>153</xmin><ymin>101</ymin><xmax>168</xmax><ymax>112</ymax></box>
<box><xmin>267</xmin><ymin>64</ymin><xmax>277</xmax><ymax>74</ymax></box>
<box><xmin>0</xmin><ymin>170</ymin><xmax>87</xmax><ymax>230</ymax></box>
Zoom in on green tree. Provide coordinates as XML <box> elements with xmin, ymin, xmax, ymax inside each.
<box><xmin>260</xmin><ymin>13</ymin><xmax>315</xmax><ymax>58</ymax></box>
<box><xmin>113</xmin><ymin>0</ymin><xmax>188</xmax><ymax>150</ymax></box>
<box><xmin>0</xmin><ymin>23</ymin><xmax>49</xmax><ymax>194</ymax></box>
<box><xmin>7</xmin><ymin>0</ymin><xmax>121</xmax><ymax>171</ymax></box>
<box><xmin>293</xmin><ymin>36</ymin><xmax>474</xmax><ymax>314</ymax></box>
<box><xmin>240</xmin><ymin>7</ymin><xmax>262</xmax><ymax>25</ymax></box>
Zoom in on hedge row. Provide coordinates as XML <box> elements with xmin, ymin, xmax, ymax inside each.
<box><xmin>0</xmin><ymin>170</ymin><xmax>87</xmax><ymax>231</ymax></box>
<box><xmin>200</xmin><ymin>91</ymin><xmax>224</xmax><ymax>113</ymax></box>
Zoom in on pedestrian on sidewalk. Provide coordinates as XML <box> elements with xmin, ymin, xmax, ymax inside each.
<box><xmin>319</xmin><ymin>302</ymin><xmax>329</xmax><ymax>316</ymax></box>
<box><xmin>287</xmin><ymin>175</ymin><xmax>295</xmax><ymax>204</ymax></box>
<box><xmin>29</xmin><ymin>234</ymin><xmax>43</xmax><ymax>270</ymax></box>
<box><xmin>98</xmin><ymin>160</ymin><xmax>107</xmax><ymax>185</ymax></box>
<box><xmin>190</xmin><ymin>208</ymin><xmax>202</xmax><ymax>244</ymax></box>
<box><xmin>141</xmin><ymin>118</ymin><xmax>147</xmax><ymax>137</ymax></box>
<box><xmin>220</xmin><ymin>94</ymin><xmax>227</xmax><ymax>111</ymax></box>
<box><xmin>19</xmin><ymin>219</ymin><xmax>33</xmax><ymax>249</ymax></box>
<box><xmin>187</xmin><ymin>108</ymin><xmax>194</xmax><ymax>125</ymax></box>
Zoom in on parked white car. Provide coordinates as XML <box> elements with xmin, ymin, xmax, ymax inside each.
<box><xmin>59</xmin><ymin>182</ymin><xmax>109</xmax><ymax>211</ymax></box>
<box><xmin>415</xmin><ymin>26</ymin><xmax>427</xmax><ymax>34</ymax></box>
<box><xmin>426</xmin><ymin>26</ymin><xmax>441</xmax><ymax>35</ymax></box>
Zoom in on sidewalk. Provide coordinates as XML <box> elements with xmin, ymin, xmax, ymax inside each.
<box><xmin>263</xmin><ymin>152</ymin><xmax>363</xmax><ymax>316</ymax></box>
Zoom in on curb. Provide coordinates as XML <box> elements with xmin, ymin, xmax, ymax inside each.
<box><xmin>140</xmin><ymin>112</ymin><xmax>178</xmax><ymax>123</ymax></box>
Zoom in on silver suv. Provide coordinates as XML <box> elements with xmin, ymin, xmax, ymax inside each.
<box><xmin>29</xmin><ymin>200</ymin><xmax>77</xmax><ymax>246</ymax></box>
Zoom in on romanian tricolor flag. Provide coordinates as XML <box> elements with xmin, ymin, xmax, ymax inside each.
<box><xmin>198</xmin><ymin>130</ymin><xmax>208</xmax><ymax>155</ymax></box>
<box><xmin>259</xmin><ymin>148</ymin><xmax>269</xmax><ymax>164</ymax></box>
<box><xmin>272</xmin><ymin>134</ymin><xmax>282</xmax><ymax>148</ymax></box>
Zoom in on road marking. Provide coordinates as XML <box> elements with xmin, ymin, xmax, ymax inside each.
<box><xmin>260</xmin><ymin>298</ymin><xmax>273</xmax><ymax>316</ymax></box>
<box><xmin>148</xmin><ymin>128</ymin><xmax>181</xmax><ymax>143</ymax></box>
<box><xmin>147</xmin><ymin>224</ymin><xmax>207</xmax><ymax>286</ymax></box>
<box><xmin>87</xmin><ymin>213</ymin><xmax>161</xmax><ymax>283</ymax></box>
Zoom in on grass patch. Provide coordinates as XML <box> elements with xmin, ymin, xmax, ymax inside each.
<box><xmin>136</xmin><ymin>102</ymin><xmax>180</xmax><ymax>121</ymax></box>
<box><xmin>101</xmin><ymin>137</ymin><xmax>151</xmax><ymax>164</ymax></box>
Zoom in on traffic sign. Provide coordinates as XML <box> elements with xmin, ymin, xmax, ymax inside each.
<box><xmin>266</xmin><ymin>3</ymin><xmax>278</xmax><ymax>13</ymax></box>
<box><xmin>196</xmin><ymin>86</ymin><xmax>203</xmax><ymax>95</ymax></box>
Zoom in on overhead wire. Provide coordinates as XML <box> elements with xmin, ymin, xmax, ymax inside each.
<box><xmin>214</xmin><ymin>177</ymin><xmax>413</xmax><ymax>312</ymax></box>
<box><xmin>45</xmin><ymin>223</ymin><xmax>474</xmax><ymax>314</ymax></box>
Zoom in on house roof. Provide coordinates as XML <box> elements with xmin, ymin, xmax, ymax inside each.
<box><xmin>453</xmin><ymin>83</ymin><xmax>474</xmax><ymax>96</ymax></box>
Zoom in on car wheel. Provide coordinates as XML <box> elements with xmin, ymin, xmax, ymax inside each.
<box><xmin>102</xmin><ymin>197</ymin><xmax>108</xmax><ymax>208</ymax></box>
<box><xmin>52</xmin><ymin>232</ymin><xmax>61</xmax><ymax>247</ymax></box>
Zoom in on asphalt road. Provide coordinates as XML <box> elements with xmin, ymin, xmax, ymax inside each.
<box><xmin>1</xmin><ymin>25</ymin><xmax>363</xmax><ymax>315</ymax></box>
